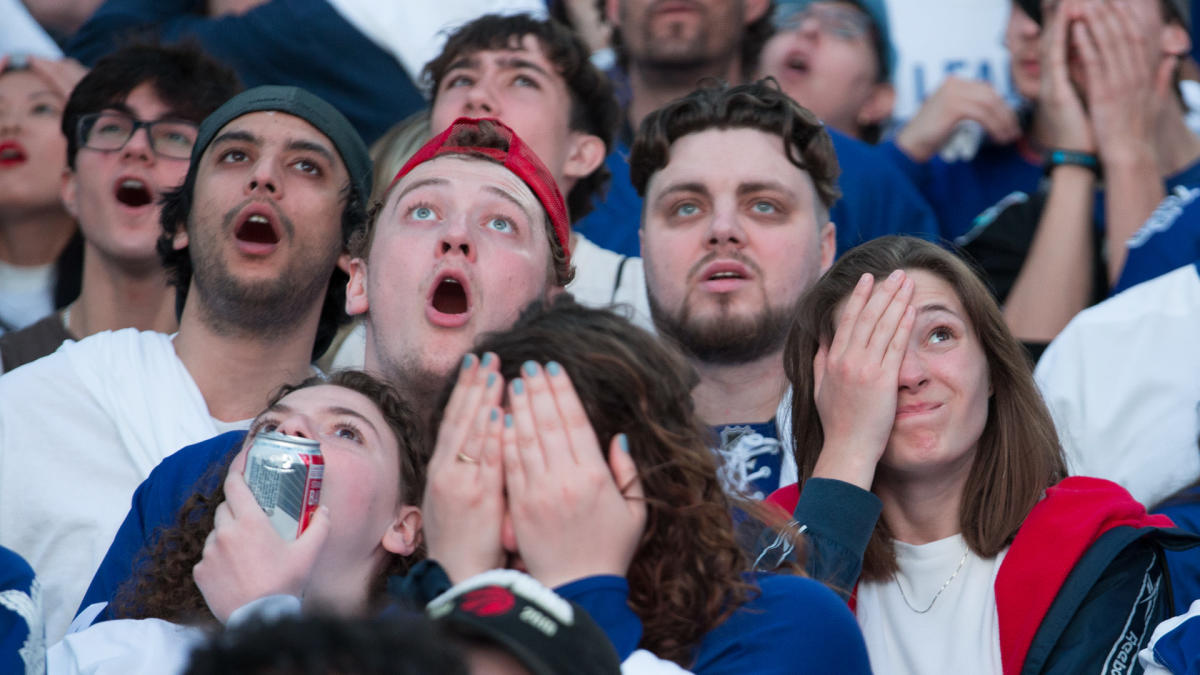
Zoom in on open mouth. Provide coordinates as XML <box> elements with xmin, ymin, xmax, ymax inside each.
<box><xmin>707</xmin><ymin>270</ymin><xmax>746</xmax><ymax>281</ymax></box>
<box><xmin>235</xmin><ymin>213</ymin><xmax>281</xmax><ymax>245</ymax></box>
<box><xmin>114</xmin><ymin>179</ymin><xmax>153</xmax><ymax>207</ymax></box>
<box><xmin>786</xmin><ymin>55</ymin><xmax>810</xmax><ymax>75</ymax></box>
<box><xmin>0</xmin><ymin>143</ymin><xmax>28</xmax><ymax>165</ymax></box>
<box><xmin>431</xmin><ymin>277</ymin><xmax>469</xmax><ymax>315</ymax></box>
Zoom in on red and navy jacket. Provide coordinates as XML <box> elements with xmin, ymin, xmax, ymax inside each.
<box><xmin>767</xmin><ymin>476</ymin><xmax>1200</xmax><ymax>675</ymax></box>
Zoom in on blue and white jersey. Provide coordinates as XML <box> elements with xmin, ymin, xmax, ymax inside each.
<box><xmin>0</xmin><ymin>546</ymin><xmax>43</xmax><ymax>675</ymax></box>
<box><xmin>711</xmin><ymin>421</ymin><xmax>783</xmax><ymax>500</ymax></box>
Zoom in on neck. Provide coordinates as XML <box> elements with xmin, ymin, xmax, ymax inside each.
<box><xmin>873</xmin><ymin>464</ymin><xmax>970</xmax><ymax>545</ymax></box>
<box><xmin>0</xmin><ymin>207</ymin><xmax>76</xmax><ymax>266</ymax></box>
<box><xmin>66</xmin><ymin>243</ymin><xmax>178</xmax><ymax>338</ymax></box>
<box><xmin>1152</xmin><ymin>104</ymin><xmax>1200</xmax><ymax>176</ymax></box>
<box><xmin>173</xmin><ymin>292</ymin><xmax>322</xmax><ymax>423</ymax></box>
<box><xmin>691</xmin><ymin>351</ymin><xmax>787</xmax><ymax>426</ymax></box>
<box><xmin>626</xmin><ymin>57</ymin><xmax>743</xmax><ymax>130</ymax></box>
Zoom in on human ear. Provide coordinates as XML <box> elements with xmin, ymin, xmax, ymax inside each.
<box><xmin>818</xmin><ymin>221</ymin><xmax>837</xmax><ymax>274</ymax></box>
<box><xmin>744</xmin><ymin>0</ymin><xmax>770</xmax><ymax>24</ymax></box>
<box><xmin>60</xmin><ymin>169</ymin><xmax>79</xmax><ymax>220</ymax></box>
<box><xmin>381</xmin><ymin>505</ymin><xmax>422</xmax><ymax>555</ymax></box>
<box><xmin>345</xmin><ymin>257</ymin><xmax>369</xmax><ymax>316</ymax></box>
<box><xmin>562</xmin><ymin>132</ymin><xmax>607</xmax><ymax>183</ymax></box>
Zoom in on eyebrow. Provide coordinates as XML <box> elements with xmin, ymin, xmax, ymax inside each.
<box><xmin>737</xmin><ymin>180</ymin><xmax>793</xmax><ymax>197</ymax></box>
<box><xmin>916</xmin><ymin>303</ymin><xmax>963</xmax><ymax>319</ymax></box>
<box><xmin>484</xmin><ymin>184</ymin><xmax>535</xmax><ymax>223</ymax></box>
<box><xmin>494</xmin><ymin>56</ymin><xmax>552</xmax><ymax>78</ymax></box>
<box><xmin>210</xmin><ymin>129</ymin><xmax>260</xmax><ymax>148</ymax></box>
<box><xmin>259</xmin><ymin>403</ymin><xmax>380</xmax><ymax>438</ymax></box>
<box><xmin>287</xmin><ymin>139</ymin><xmax>336</xmax><ymax>166</ymax></box>
<box><xmin>653</xmin><ymin>182</ymin><xmax>711</xmax><ymax>206</ymax></box>
<box><xmin>394</xmin><ymin>176</ymin><xmax>448</xmax><ymax>204</ymax></box>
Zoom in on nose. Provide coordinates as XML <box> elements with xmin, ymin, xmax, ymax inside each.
<box><xmin>897</xmin><ymin>346</ymin><xmax>929</xmax><ymax>391</ymax></box>
<box><xmin>0</xmin><ymin>109</ymin><xmax>18</xmax><ymax>133</ymax></box>
<box><xmin>121</xmin><ymin>125</ymin><xmax>154</xmax><ymax>163</ymax></box>
<box><xmin>706</xmin><ymin>203</ymin><xmax>745</xmax><ymax>249</ymax></box>
<box><xmin>245</xmin><ymin>159</ymin><xmax>281</xmax><ymax>198</ymax></box>
<box><xmin>464</xmin><ymin>80</ymin><xmax>497</xmax><ymax>116</ymax></box>
<box><xmin>436</xmin><ymin>216</ymin><xmax>475</xmax><ymax>261</ymax></box>
<box><xmin>276</xmin><ymin>414</ymin><xmax>314</xmax><ymax>440</ymax></box>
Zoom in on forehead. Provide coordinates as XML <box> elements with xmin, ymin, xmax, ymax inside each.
<box><xmin>275</xmin><ymin>384</ymin><xmax>392</xmax><ymax>437</ymax></box>
<box><xmin>0</xmin><ymin>70</ymin><xmax>59</xmax><ymax>99</ymax></box>
<box><xmin>443</xmin><ymin>34</ymin><xmax>556</xmax><ymax>74</ymax></box>
<box><xmin>647</xmin><ymin>127</ymin><xmax>818</xmax><ymax>197</ymax></box>
<box><xmin>210</xmin><ymin>110</ymin><xmax>334</xmax><ymax>152</ymax></box>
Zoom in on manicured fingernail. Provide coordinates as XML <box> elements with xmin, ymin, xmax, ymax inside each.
<box><xmin>522</xmin><ymin>360</ymin><xmax>538</xmax><ymax>376</ymax></box>
<box><xmin>617</xmin><ymin>433</ymin><xmax>630</xmax><ymax>453</ymax></box>
<box><xmin>490</xmin><ymin>408</ymin><xmax>498</xmax><ymax>421</ymax></box>
<box><xmin>546</xmin><ymin>361</ymin><xmax>561</xmax><ymax>376</ymax></box>
<box><xmin>888</xmin><ymin>269</ymin><xmax>903</xmax><ymax>282</ymax></box>
<box><xmin>481</xmin><ymin>353</ymin><xmax>494</xmax><ymax>367</ymax></box>
<box><xmin>512</xmin><ymin>378</ymin><xmax>524</xmax><ymax>395</ymax></box>
<box><xmin>486</xmin><ymin>373</ymin><xmax>496</xmax><ymax>388</ymax></box>
<box><xmin>461</xmin><ymin>354</ymin><xmax>475</xmax><ymax>371</ymax></box>
<box><xmin>504</xmin><ymin>413</ymin><xmax>513</xmax><ymax>428</ymax></box>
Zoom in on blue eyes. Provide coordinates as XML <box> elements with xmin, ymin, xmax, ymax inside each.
<box><xmin>675</xmin><ymin>203</ymin><xmax>699</xmax><ymax>217</ymax></box>
<box><xmin>753</xmin><ymin>201</ymin><xmax>776</xmax><ymax>214</ymax></box>
<box><xmin>411</xmin><ymin>206</ymin><xmax>435</xmax><ymax>220</ymax></box>
<box><xmin>487</xmin><ymin>217</ymin><xmax>514</xmax><ymax>233</ymax></box>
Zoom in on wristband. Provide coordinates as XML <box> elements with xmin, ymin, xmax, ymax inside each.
<box><xmin>1044</xmin><ymin>149</ymin><xmax>1101</xmax><ymax>177</ymax></box>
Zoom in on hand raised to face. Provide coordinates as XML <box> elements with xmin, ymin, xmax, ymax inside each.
<box><xmin>421</xmin><ymin>353</ymin><xmax>507</xmax><ymax>584</ymax></box>
<box><xmin>502</xmin><ymin>361</ymin><xmax>645</xmax><ymax>589</ymax></box>
<box><xmin>810</xmin><ymin>270</ymin><xmax>915</xmax><ymax>490</ymax></box>
<box><xmin>193</xmin><ymin>449</ymin><xmax>332</xmax><ymax>624</ymax></box>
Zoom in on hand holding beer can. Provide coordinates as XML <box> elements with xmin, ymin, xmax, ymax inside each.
<box><xmin>243</xmin><ymin>431</ymin><xmax>324</xmax><ymax>540</ymax></box>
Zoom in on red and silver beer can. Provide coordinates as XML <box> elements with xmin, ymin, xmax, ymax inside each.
<box><xmin>243</xmin><ymin>430</ymin><xmax>324</xmax><ymax>540</ymax></box>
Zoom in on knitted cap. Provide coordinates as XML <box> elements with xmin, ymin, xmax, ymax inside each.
<box><xmin>389</xmin><ymin>117</ymin><xmax>570</xmax><ymax>259</ymax></box>
<box><xmin>190</xmin><ymin>85</ymin><xmax>371</xmax><ymax>201</ymax></box>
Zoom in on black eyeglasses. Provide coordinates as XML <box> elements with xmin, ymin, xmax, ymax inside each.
<box><xmin>75</xmin><ymin>111</ymin><xmax>199</xmax><ymax>160</ymax></box>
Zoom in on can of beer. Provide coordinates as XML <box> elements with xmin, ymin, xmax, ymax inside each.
<box><xmin>243</xmin><ymin>430</ymin><xmax>324</xmax><ymax>540</ymax></box>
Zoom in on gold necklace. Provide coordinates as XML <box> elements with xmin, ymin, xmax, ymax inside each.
<box><xmin>895</xmin><ymin>547</ymin><xmax>970</xmax><ymax>614</ymax></box>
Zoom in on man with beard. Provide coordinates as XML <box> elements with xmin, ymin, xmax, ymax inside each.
<box><xmin>575</xmin><ymin>0</ymin><xmax>938</xmax><ymax>259</ymax></box>
<box><xmin>634</xmin><ymin>79</ymin><xmax>837</xmax><ymax>499</ymax></box>
<box><xmin>0</xmin><ymin>84</ymin><xmax>370</xmax><ymax>642</ymax></box>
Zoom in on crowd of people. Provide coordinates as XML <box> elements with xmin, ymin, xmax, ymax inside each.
<box><xmin>1</xmin><ymin>0</ymin><xmax>1199</xmax><ymax>673</ymax></box>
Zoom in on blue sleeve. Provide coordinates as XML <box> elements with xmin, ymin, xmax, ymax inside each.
<box><xmin>554</xmin><ymin>575</ymin><xmax>643</xmax><ymax>661</ymax></box>
<box><xmin>794</xmin><ymin>478</ymin><xmax>881</xmax><ymax>598</ymax></box>
<box><xmin>877</xmin><ymin>139</ymin><xmax>933</xmax><ymax>192</ymax></box>
<box><xmin>65</xmin><ymin>0</ymin><xmax>424</xmax><ymax>144</ymax></box>
<box><xmin>828</xmin><ymin>130</ymin><xmax>940</xmax><ymax>256</ymax></box>
<box><xmin>691</xmin><ymin>574</ymin><xmax>871</xmax><ymax>675</ymax></box>
<box><xmin>75</xmin><ymin>430</ymin><xmax>246</xmax><ymax>623</ymax></box>
<box><xmin>0</xmin><ymin>547</ymin><xmax>41</xmax><ymax>675</ymax></box>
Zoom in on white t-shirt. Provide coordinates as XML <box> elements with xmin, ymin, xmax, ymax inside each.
<box><xmin>0</xmin><ymin>329</ymin><xmax>251</xmax><ymax>642</ymax></box>
<box><xmin>0</xmin><ymin>259</ymin><xmax>54</xmax><ymax>334</ymax></box>
<box><xmin>856</xmin><ymin>535</ymin><xmax>1006</xmax><ymax>675</ymax></box>
<box><xmin>1035</xmin><ymin>263</ymin><xmax>1200</xmax><ymax>507</ymax></box>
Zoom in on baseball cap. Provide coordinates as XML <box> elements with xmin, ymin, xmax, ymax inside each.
<box><xmin>190</xmin><ymin>85</ymin><xmax>372</xmax><ymax>202</ymax></box>
<box><xmin>427</xmin><ymin>570</ymin><xmax>621</xmax><ymax>675</ymax></box>
<box><xmin>389</xmin><ymin>117</ymin><xmax>571</xmax><ymax>259</ymax></box>
<box><xmin>773</xmin><ymin>0</ymin><xmax>898</xmax><ymax>80</ymax></box>
<box><xmin>1015</xmin><ymin>0</ymin><xmax>1190</xmax><ymax>29</ymax></box>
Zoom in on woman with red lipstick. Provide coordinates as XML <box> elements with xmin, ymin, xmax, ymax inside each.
<box><xmin>768</xmin><ymin>236</ymin><xmax>1196</xmax><ymax>674</ymax></box>
<box><xmin>0</xmin><ymin>55</ymin><xmax>80</xmax><ymax>337</ymax></box>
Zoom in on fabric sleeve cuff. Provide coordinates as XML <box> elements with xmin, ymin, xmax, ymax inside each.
<box><xmin>795</xmin><ymin>478</ymin><xmax>883</xmax><ymax>556</ymax></box>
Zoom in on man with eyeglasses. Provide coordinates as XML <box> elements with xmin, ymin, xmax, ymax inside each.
<box><xmin>0</xmin><ymin>43</ymin><xmax>240</xmax><ymax>372</ymax></box>
<box><xmin>573</xmin><ymin>0</ymin><xmax>937</xmax><ymax>261</ymax></box>
<box><xmin>758</xmin><ymin>0</ymin><xmax>897</xmax><ymax>143</ymax></box>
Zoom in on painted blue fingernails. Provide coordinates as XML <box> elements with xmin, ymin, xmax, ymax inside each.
<box><xmin>486</xmin><ymin>373</ymin><xmax>496</xmax><ymax>388</ymax></box>
<box><xmin>546</xmin><ymin>361</ymin><xmax>562</xmax><ymax>376</ymax></box>
<box><xmin>618</xmin><ymin>433</ymin><xmax>630</xmax><ymax>453</ymax></box>
<box><xmin>481</xmin><ymin>353</ymin><xmax>494</xmax><ymax>367</ymax></box>
<box><xmin>490</xmin><ymin>408</ymin><xmax>498</xmax><ymax>421</ymax></box>
<box><xmin>504</xmin><ymin>413</ymin><xmax>513</xmax><ymax>428</ymax></box>
<box><xmin>512</xmin><ymin>378</ymin><xmax>525</xmax><ymax>395</ymax></box>
<box><xmin>461</xmin><ymin>353</ymin><xmax>475</xmax><ymax>371</ymax></box>
<box><xmin>522</xmin><ymin>360</ymin><xmax>538</xmax><ymax>376</ymax></box>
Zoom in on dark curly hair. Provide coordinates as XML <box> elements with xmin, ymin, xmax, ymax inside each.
<box><xmin>110</xmin><ymin>370</ymin><xmax>430</xmax><ymax>623</ymax></box>
<box><xmin>62</xmin><ymin>41</ymin><xmax>241</xmax><ymax>169</ymax></box>
<box><xmin>432</xmin><ymin>296</ymin><xmax>801</xmax><ymax>667</ymax></box>
<box><xmin>156</xmin><ymin>157</ymin><xmax>365</xmax><ymax>362</ymax></box>
<box><xmin>784</xmin><ymin>236</ymin><xmax>1067</xmax><ymax>580</ymax></box>
<box><xmin>629</xmin><ymin>78</ymin><xmax>840</xmax><ymax>213</ymax></box>
<box><xmin>423</xmin><ymin>13</ymin><xmax>620</xmax><ymax>222</ymax></box>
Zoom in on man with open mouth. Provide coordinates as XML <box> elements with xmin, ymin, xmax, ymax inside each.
<box><xmin>0</xmin><ymin>84</ymin><xmax>371</xmax><ymax>642</ymax></box>
<box><xmin>0</xmin><ymin>44</ymin><xmax>239</xmax><ymax>373</ymax></box>
<box><xmin>635</xmin><ymin>79</ymin><xmax>839</xmax><ymax>502</ymax></box>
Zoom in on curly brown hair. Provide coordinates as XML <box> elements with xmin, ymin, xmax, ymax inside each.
<box><xmin>110</xmin><ymin>370</ymin><xmax>429</xmax><ymax>623</ymax></box>
<box><xmin>784</xmin><ymin>236</ymin><xmax>1067</xmax><ymax>580</ymax></box>
<box><xmin>432</xmin><ymin>296</ymin><xmax>800</xmax><ymax>667</ymax></box>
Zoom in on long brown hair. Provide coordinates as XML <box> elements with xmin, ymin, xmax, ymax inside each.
<box><xmin>436</xmin><ymin>296</ymin><xmax>798</xmax><ymax>667</ymax></box>
<box><xmin>110</xmin><ymin>370</ymin><xmax>429</xmax><ymax>622</ymax></box>
<box><xmin>784</xmin><ymin>236</ymin><xmax>1067</xmax><ymax>580</ymax></box>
